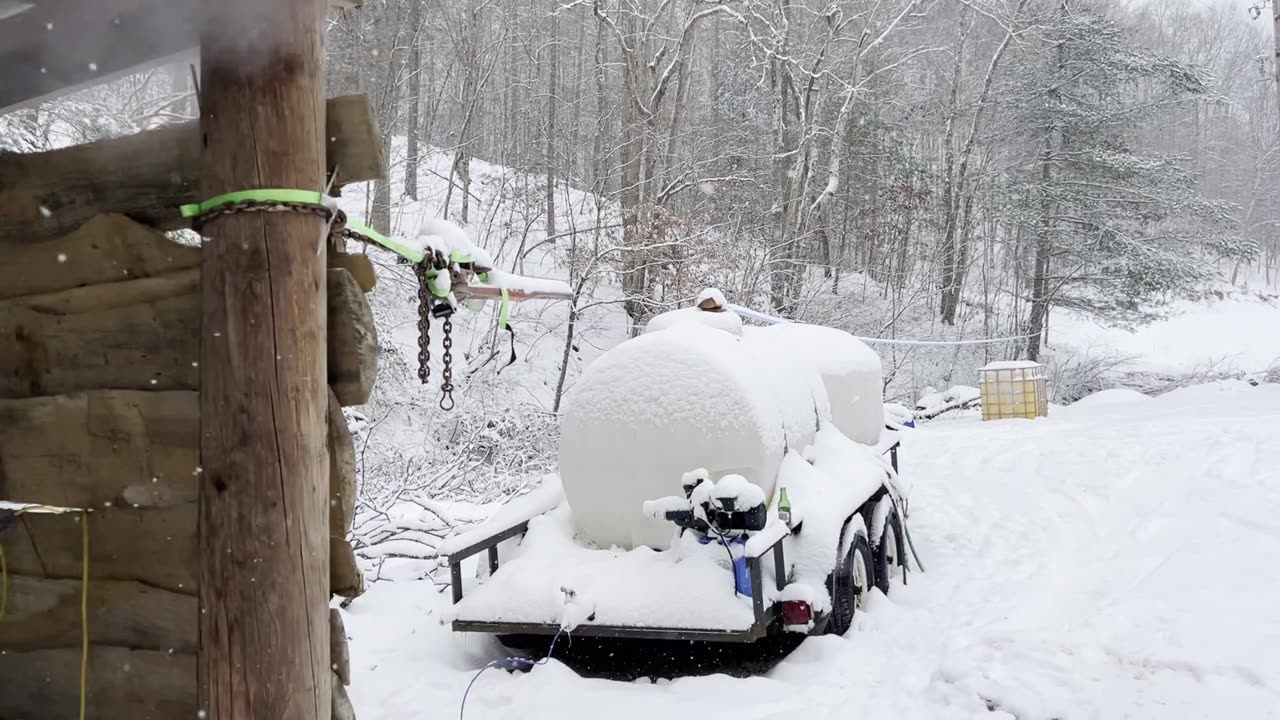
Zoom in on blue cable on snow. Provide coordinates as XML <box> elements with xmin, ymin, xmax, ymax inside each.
<box><xmin>459</xmin><ymin>627</ymin><xmax>567</xmax><ymax>720</ymax></box>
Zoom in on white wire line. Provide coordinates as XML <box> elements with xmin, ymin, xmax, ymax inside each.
<box><xmin>502</xmin><ymin>307</ymin><xmax>1032</xmax><ymax>348</ymax></box>
<box><xmin>728</xmin><ymin>303</ymin><xmax>1033</xmax><ymax>346</ymax></box>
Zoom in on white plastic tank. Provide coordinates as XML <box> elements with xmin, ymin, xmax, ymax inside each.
<box><xmin>743</xmin><ymin>323</ymin><xmax>884</xmax><ymax>446</ymax></box>
<box><xmin>558</xmin><ymin>323</ymin><xmax>824</xmax><ymax>550</ymax></box>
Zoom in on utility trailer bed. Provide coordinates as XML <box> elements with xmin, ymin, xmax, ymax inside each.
<box><xmin>446</xmin><ymin>509</ymin><xmax>792</xmax><ymax>642</ymax></box>
<box><xmin>443</xmin><ymin>431</ymin><xmax>901</xmax><ymax>643</ymax></box>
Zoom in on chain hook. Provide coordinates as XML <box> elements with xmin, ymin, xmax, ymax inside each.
<box><xmin>439</xmin><ymin>316</ymin><xmax>455</xmax><ymax>410</ymax></box>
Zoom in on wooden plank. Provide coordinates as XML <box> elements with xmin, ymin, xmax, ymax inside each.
<box><xmin>0</xmin><ymin>94</ymin><xmax>385</xmax><ymax>244</ymax></box>
<box><xmin>332</xmin><ymin>674</ymin><xmax>357</xmax><ymax>720</ymax></box>
<box><xmin>10</xmin><ymin>267</ymin><xmax>201</xmax><ymax>314</ymax></box>
<box><xmin>0</xmin><ymin>645</ymin><xmax>196</xmax><ymax>720</ymax></box>
<box><xmin>331</xmin><ymin>535</ymin><xmax>366</xmax><ymax>599</ymax></box>
<box><xmin>0</xmin><ymin>390</ymin><xmax>199</xmax><ymax>509</ymax></box>
<box><xmin>4</xmin><ymin>507</ymin><xmax>199</xmax><ymax>594</ymax></box>
<box><xmin>198</xmin><ymin>0</ymin><xmax>331</xmax><ymax>716</ymax></box>
<box><xmin>0</xmin><ymin>575</ymin><xmax>197</xmax><ymax>653</ymax></box>
<box><xmin>330</xmin><ymin>609</ymin><xmax>351</xmax><ymax>687</ymax></box>
<box><xmin>329</xmin><ymin>250</ymin><xmax>377</xmax><ymax>293</ymax></box>
<box><xmin>327</xmin><ymin>94</ymin><xmax>386</xmax><ymax>196</ymax></box>
<box><xmin>329</xmin><ymin>265</ymin><xmax>379</xmax><ymax>406</ymax></box>
<box><xmin>329</xmin><ymin>389</ymin><xmax>357</xmax><ymax>536</ymax></box>
<box><xmin>0</xmin><ymin>268</ymin><xmax>376</xmax><ymax>401</ymax></box>
<box><xmin>1</xmin><ymin>389</ymin><xmax>356</xmax><ymax>513</ymax></box>
<box><xmin>0</xmin><ymin>291</ymin><xmax>201</xmax><ymax>399</ymax></box>
<box><xmin>0</xmin><ymin>214</ymin><xmax>200</xmax><ymax>301</ymax></box>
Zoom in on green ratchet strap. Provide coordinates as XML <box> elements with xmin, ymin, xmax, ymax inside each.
<box><xmin>179</xmin><ymin>189</ymin><xmax>427</xmax><ymax>264</ymax></box>
<box><xmin>181</xmin><ymin>189</ymin><xmax>510</xmax><ymax>321</ymax></box>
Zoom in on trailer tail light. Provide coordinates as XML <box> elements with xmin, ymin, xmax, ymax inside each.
<box><xmin>780</xmin><ymin>599</ymin><xmax>813</xmax><ymax>629</ymax></box>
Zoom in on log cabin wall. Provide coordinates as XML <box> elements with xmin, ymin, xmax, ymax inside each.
<box><xmin>0</xmin><ymin>95</ymin><xmax>383</xmax><ymax>719</ymax></box>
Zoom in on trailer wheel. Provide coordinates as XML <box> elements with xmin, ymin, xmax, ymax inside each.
<box><xmin>873</xmin><ymin>503</ymin><xmax>905</xmax><ymax>595</ymax></box>
<box><xmin>826</xmin><ymin>530</ymin><xmax>872</xmax><ymax>636</ymax></box>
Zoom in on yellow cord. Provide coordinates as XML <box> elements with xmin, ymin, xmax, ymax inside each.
<box><xmin>80</xmin><ymin>510</ymin><xmax>89</xmax><ymax>720</ymax></box>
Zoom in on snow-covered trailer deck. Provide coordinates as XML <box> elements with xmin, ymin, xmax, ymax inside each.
<box><xmin>444</xmin><ymin>433</ymin><xmax>903</xmax><ymax>643</ymax></box>
<box><xmin>447</xmin><ymin>514</ymin><xmax>791</xmax><ymax>642</ymax></box>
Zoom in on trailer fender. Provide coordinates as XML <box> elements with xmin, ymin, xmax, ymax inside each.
<box><xmin>835</xmin><ymin>512</ymin><xmax>869</xmax><ymax>566</ymax></box>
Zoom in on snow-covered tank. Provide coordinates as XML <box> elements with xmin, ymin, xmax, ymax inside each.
<box><xmin>746</xmin><ymin>323</ymin><xmax>884</xmax><ymax>445</ymax></box>
<box><xmin>558</xmin><ymin>293</ymin><xmax>884</xmax><ymax>550</ymax></box>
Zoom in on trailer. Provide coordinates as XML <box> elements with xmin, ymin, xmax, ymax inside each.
<box><xmin>443</xmin><ymin>292</ymin><xmax>911</xmax><ymax>646</ymax></box>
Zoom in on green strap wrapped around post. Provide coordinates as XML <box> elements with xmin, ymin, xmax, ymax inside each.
<box><xmin>179</xmin><ymin>188</ymin><xmax>427</xmax><ymax>264</ymax></box>
<box><xmin>181</xmin><ymin>188</ymin><xmax>504</xmax><ymax>321</ymax></box>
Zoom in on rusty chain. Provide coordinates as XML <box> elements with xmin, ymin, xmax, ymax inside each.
<box><xmin>413</xmin><ymin>263</ymin><xmax>432</xmax><ymax>386</ymax></box>
<box><xmin>192</xmin><ymin>198</ymin><xmax>461</xmax><ymax>409</ymax></box>
<box><xmin>187</xmin><ymin>198</ymin><xmax>334</xmax><ymax>230</ymax></box>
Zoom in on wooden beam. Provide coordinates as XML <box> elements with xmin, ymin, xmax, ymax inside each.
<box><xmin>0</xmin><ymin>388</ymin><xmax>358</xmax><ymax>515</ymax></box>
<box><xmin>329</xmin><ymin>389</ymin><xmax>357</xmax><ymax>537</ymax></box>
<box><xmin>328</xmin><ymin>262</ymin><xmax>379</xmax><ymax>405</ymax></box>
<box><xmin>0</xmin><ymin>646</ymin><xmax>196</xmax><ymax>720</ymax></box>
<box><xmin>0</xmin><ymin>214</ymin><xmax>200</xmax><ymax>301</ymax></box>
<box><xmin>0</xmin><ymin>575</ymin><xmax>197</xmax><ymax>653</ymax></box>
<box><xmin>332</xmin><ymin>675</ymin><xmax>357</xmax><ymax>720</ymax></box>
<box><xmin>330</xmin><ymin>535</ymin><xmax>366</xmax><ymax>599</ymax></box>
<box><xmin>329</xmin><ymin>609</ymin><xmax>351</xmax><ymax>686</ymax></box>
<box><xmin>0</xmin><ymin>390</ymin><xmax>200</xmax><ymax>509</ymax></box>
<box><xmin>0</xmin><ymin>94</ymin><xmax>384</xmax><ymax>245</ymax></box>
<box><xmin>197</xmin><ymin>1</ymin><xmax>330</xmax><ymax>718</ymax></box>
<box><xmin>4</xmin><ymin>507</ymin><xmax>199</xmax><ymax>592</ymax></box>
<box><xmin>0</xmin><ymin>268</ymin><xmax>377</xmax><ymax>402</ymax></box>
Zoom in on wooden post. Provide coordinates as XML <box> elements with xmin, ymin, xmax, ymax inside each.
<box><xmin>197</xmin><ymin>0</ymin><xmax>330</xmax><ymax>718</ymax></box>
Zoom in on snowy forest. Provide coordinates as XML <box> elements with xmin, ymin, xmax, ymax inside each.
<box><xmin>4</xmin><ymin>0</ymin><xmax>1279</xmax><ymax>554</ymax></box>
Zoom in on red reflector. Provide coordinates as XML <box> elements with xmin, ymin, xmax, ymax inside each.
<box><xmin>780</xmin><ymin>599</ymin><xmax>812</xmax><ymax>626</ymax></box>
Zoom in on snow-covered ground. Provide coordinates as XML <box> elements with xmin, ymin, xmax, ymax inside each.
<box><xmin>1054</xmin><ymin>295</ymin><xmax>1280</xmax><ymax>376</ymax></box>
<box><xmin>339</xmin><ymin>381</ymin><xmax>1280</xmax><ymax>719</ymax></box>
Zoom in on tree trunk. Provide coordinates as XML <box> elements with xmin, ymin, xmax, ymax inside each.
<box><xmin>553</xmin><ymin>297</ymin><xmax>578</xmax><ymax>413</ymax></box>
<box><xmin>592</xmin><ymin>21</ymin><xmax>609</xmax><ymax>193</ymax></box>
<box><xmin>941</xmin><ymin>0</ymin><xmax>1029</xmax><ymax>325</ymax></box>
<box><xmin>1272</xmin><ymin>0</ymin><xmax>1280</xmax><ymax>119</ymax></box>
<box><xmin>618</xmin><ymin>44</ymin><xmax>649</xmax><ymax>328</ymax></box>
<box><xmin>404</xmin><ymin>0</ymin><xmax>423</xmax><ymax>200</ymax></box>
<box><xmin>544</xmin><ymin>9</ymin><xmax>559</xmax><ymax>241</ymax></box>
<box><xmin>459</xmin><ymin>0</ymin><xmax>480</xmax><ymax>223</ymax></box>
<box><xmin>1028</xmin><ymin>25</ymin><xmax>1064</xmax><ymax>362</ymax></box>
<box><xmin>938</xmin><ymin>10</ymin><xmax>970</xmax><ymax>325</ymax></box>
<box><xmin>197</xmin><ymin>0</ymin><xmax>330</xmax><ymax>715</ymax></box>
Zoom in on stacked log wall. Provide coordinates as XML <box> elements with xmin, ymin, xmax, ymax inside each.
<box><xmin>0</xmin><ymin>186</ymin><xmax>376</xmax><ymax>715</ymax></box>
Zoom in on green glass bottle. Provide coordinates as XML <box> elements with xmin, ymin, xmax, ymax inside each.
<box><xmin>777</xmin><ymin>487</ymin><xmax>792</xmax><ymax>529</ymax></box>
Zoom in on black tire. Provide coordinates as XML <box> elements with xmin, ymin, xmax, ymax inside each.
<box><xmin>825</xmin><ymin>528</ymin><xmax>873</xmax><ymax>636</ymax></box>
<box><xmin>873</xmin><ymin>500</ymin><xmax>905</xmax><ymax>596</ymax></box>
